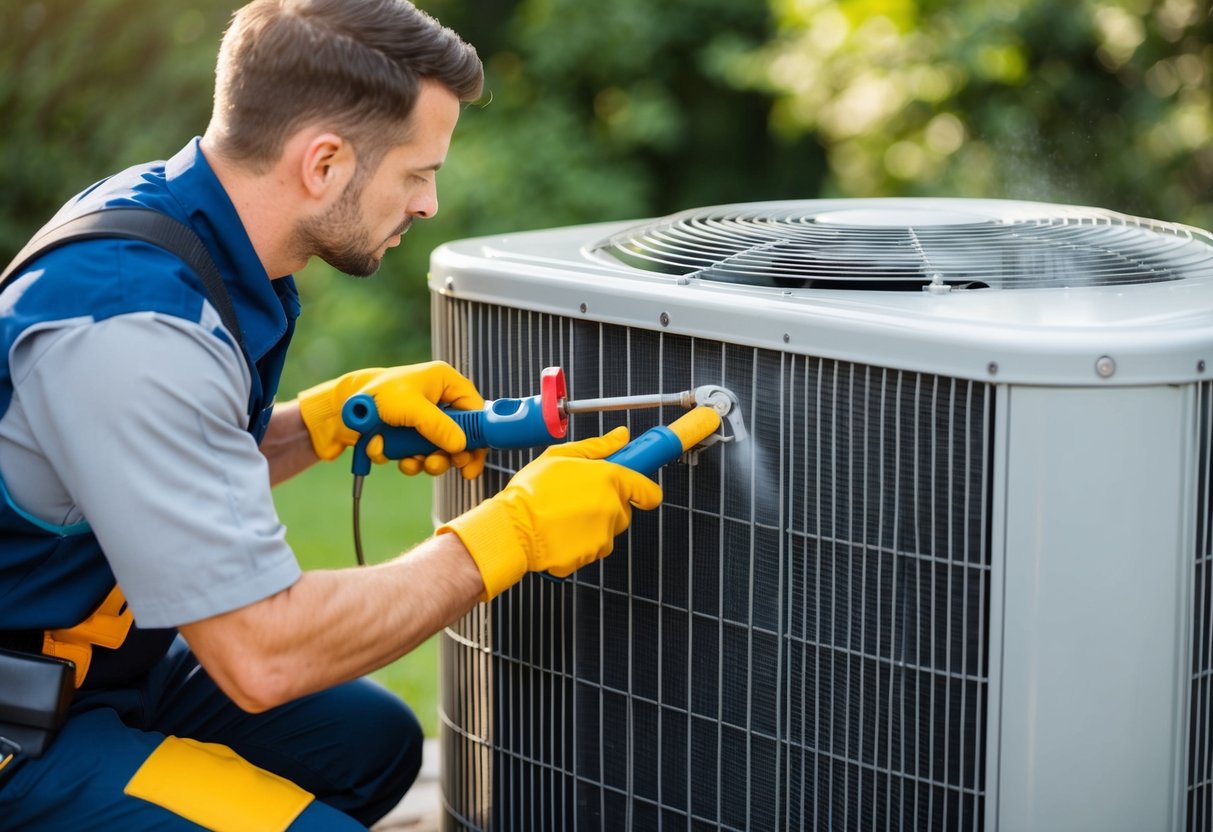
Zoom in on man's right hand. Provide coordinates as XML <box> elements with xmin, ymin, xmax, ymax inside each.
<box><xmin>438</xmin><ymin>426</ymin><xmax>663</xmax><ymax>600</ymax></box>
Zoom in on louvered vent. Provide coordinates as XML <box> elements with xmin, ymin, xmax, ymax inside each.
<box><xmin>592</xmin><ymin>202</ymin><xmax>1213</xmax><ymax>290</ymax></box>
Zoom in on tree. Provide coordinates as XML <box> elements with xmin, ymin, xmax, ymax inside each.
<box><xmin>711</xmin><ymin>0</ymin><xmax>1213</xmax><ymax>229</ymax></box>
<box><xmin>0</xmin><ymin>1</ymin><xmax>226</xmax><ymax>251</ymax></box>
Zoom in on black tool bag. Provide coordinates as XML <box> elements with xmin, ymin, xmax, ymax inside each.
<box><xmin>0</xmin><ymin>648</ymin><xmax>74</xmax><ymax>759</ymax></box>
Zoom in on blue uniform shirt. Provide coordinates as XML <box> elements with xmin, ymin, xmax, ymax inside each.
<box><xmin>0</xmin><ymin>139</ymin><xmax>303</xmax><ymax>687</ymax></box>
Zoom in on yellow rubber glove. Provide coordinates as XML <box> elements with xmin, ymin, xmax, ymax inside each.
<box><xmin>437</xmin><ymin>426</ymin><xmax>664</xmax><ymax>601</ymax></box>
<box><xmin>296</xmin><ymin>361</ymin><xmax>487</xmax><ymax>479</ymax></box>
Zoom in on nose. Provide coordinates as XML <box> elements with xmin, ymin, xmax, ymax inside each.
<box><xmin>409</xmin><ymin>180</ymin><xmax>438</xmax><ymax>220</ymax></box>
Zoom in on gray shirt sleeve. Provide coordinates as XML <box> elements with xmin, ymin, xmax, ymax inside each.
<box><xmin>0</xmin><ymin>310</ymin><xmax>302</xmax><ymax>628</ymax></box>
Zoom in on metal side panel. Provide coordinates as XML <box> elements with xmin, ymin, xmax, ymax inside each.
<box><xmin>996</xmin><ymin>385</ymin><xmax>1192</xmax><ymax>831</ymax></box>
<box><xmin>1185</xmin><ymin>380</ymin><xmax>1210</xmax><ymax>831</ymax></box>
<box><xmin>983</xmin><ymin>385</ymin><xmax>1010</xmax><ymax>832</ymax></box>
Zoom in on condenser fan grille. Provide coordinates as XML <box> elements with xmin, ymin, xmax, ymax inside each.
<box><xmin>593</xmin><ymin>202</ymin><xmax>1213</xmax><ymax>290</ymax></box>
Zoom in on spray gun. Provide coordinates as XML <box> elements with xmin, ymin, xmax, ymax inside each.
<box><xmin>340</xmin><ymin>367</ymin><xmax>747</xmax><ymax>565</ymax></box>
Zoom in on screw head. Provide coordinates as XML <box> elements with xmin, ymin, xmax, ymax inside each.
<box><xmin>1199</xmin><ymin>360</ymin><xmax>1207</xmax><ymax>374</ymax></box>
<box><xmin>659</xmin><ymin>312</ymin><xmax>670</xmax><ymax>327</ymax></box>
<box><xmin>987</xmin><ymin>362</ymin><xmax>998</xmax><ymax>376</ymax></box>
<box><xmin>783</xmin><ymin>333</ymin><xmax>791</xmax><ymax>343</ymax></box>
<box><xmin>579</xmin><ymin>303</ymin><xmax>588</xmax><ymax>314</ymax></box>
<box><xmin>1095</xmin><ymin>356</ymin><xmax>1116</xmax><ymax>378</ymax></box>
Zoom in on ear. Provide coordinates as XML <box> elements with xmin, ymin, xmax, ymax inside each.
<box><xmin>298</xmin><ymin>132</ymin><xmax>357</xmax><ymax>200</ymax></box>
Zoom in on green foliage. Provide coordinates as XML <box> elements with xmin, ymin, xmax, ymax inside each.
<box><xmin>0</xmin><ymin>1</ymin><xmax>227</xmax><ymax>251</ymax></box>
<box><xmin>715</xmin><ymin>0</ymin><xmax>1213</xmax><ymax>228</ymax></box>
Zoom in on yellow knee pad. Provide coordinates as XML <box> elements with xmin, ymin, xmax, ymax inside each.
<box><xmin>124</xmin><ymin>736</ymin><xmax>313</xmax><ymax>832</ymax></box>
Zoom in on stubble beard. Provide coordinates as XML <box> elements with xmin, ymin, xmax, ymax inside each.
<box><xmin>292</xmin><ymin>175</ymin><xmax>397</xmax><ymax>279</ymax></box>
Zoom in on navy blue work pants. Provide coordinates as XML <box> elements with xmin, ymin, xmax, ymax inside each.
<box><xmin>0</xmin><ymin>638</ymin><xmax>423</xmax><ymax>830</ymax></box>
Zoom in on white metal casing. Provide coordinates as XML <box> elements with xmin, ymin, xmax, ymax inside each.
<box><xmin>432</xmin><ymin>198</ymin><xmax>1213</xmax><ymax>388</ymax></box>
<box><xmin>431</xmin><ymin>198</ymin><xmax>1213</xmax><ymax>831</ymax></box>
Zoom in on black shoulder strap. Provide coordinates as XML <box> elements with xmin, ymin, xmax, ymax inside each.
<box><xmin>0</xmin><ymin>207</ymin><xmax>245</xmax><ymax>354</ymax></box>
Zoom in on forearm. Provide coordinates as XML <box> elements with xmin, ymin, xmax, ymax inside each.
<box><xmin>180</xmin><ymin>532</ymin><xmax>485</xmax><ymax>711</ymax></box>
<box><xmin>261</xmin><ymin>400</ymin><xmax>324</xmax><ymax>485</ymax></box>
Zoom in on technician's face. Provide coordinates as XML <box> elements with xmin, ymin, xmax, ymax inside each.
<box><xmin>303</xmin><ymin>81</ymin><xmax>461</xmax><ymax>277</ymax></box>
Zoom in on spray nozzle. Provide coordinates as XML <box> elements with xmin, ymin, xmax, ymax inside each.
<box><xmin>688</xmin><ymin>384</ymin><xmax>747</xmax><ymax>447</ymax></box>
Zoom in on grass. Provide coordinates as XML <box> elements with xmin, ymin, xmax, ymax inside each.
<box><xmin>272</xmin><ymin>457</ymin><xmax>443</xmax><ymax>737</ymax></box>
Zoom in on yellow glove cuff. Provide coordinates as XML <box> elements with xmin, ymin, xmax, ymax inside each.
<box><xmin>437</xmin><ymin>499</ymin><xmax>528</xmax><ymax>602</ymax></box>
<box><xmin>297</xmin><ymin>380</ymin><xmax>351</xmax><ymax>461</ymax></box>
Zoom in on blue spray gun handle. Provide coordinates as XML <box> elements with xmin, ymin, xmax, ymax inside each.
<box><xmin>604</xmin><ymin>406</ymin><xmax>722</xmax><ymax>476</ymax></box>
<box><xmin>340</xmin><ymin>366</ymin><xmax>570</xmax><ymax>476</ymax></box>
<box><xmin>603</xmin><ymin>425</ymin><xmax>685</xmax><ymax>476</ymax></box>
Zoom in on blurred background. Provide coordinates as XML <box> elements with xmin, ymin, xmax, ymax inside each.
<box><xmin>2</xmin><ymin>0</ymin><xmax>1210</xmax><ymax>735</ymax></box>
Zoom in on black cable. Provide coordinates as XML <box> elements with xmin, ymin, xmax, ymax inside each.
<box><xmin>352</xmin><ymin>475</ymin><xmax>366</xmax><ymax>566</ymax></box>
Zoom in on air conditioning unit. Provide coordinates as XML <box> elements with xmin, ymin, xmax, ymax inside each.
<box><xmin>429</xmin><ymin>198</ymin><xmax>1213</xmax><ymax>831</ymax></box>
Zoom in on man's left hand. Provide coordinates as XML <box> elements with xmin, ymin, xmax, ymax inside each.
<box><xmin>295</xmin><ymin>360</ymin><xmax>487</xmax><ymax>479</ymax></box>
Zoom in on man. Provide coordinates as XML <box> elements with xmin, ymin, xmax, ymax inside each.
<box><xmin>0</xmin><ymin>1</ymin><xmax>661</xmax><ymax>829</ymax></box>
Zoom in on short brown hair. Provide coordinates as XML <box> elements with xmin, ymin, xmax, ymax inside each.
<box><xmin>209</xmin><ymin>0</ymin><xmax>483</xmax><ymax>172</ymax></box>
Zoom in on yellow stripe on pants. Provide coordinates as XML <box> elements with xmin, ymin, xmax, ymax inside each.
<box><xmin>124</xmin><ymin>736</ymin><xmax>314</xmax><ymax>832</ymax></box>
